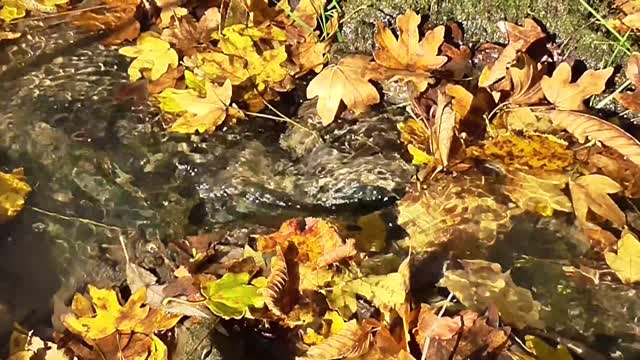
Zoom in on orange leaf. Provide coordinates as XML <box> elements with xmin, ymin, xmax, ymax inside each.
<box><xmin>497</xmin><ymin>19</ymin><xmax>546</xmax><ymax>50</ymax></box>
<box><xmin>545</xmin><ymin>110</ymin><xmax>640</xmax><ymax>167</ymax></box>
<box><xmin>373</xmin><ymin>10</ymin><xmax>447</xmax><ymax>72</ymax></box>
<box><xmin>478</xmin><ymin>40</ymin><xmax>523</xmax><ymax>88</ymax></box>
<box><xmin>306</xmin><ymin>55</ymin><xmax>380</xmax><ymax>125</ymax></box>
<box><xmin>541</xmin><ymin>63</ymin><xmax>612</xmax><ymax>110</ymax></box>
<box><xmin>300</xmin><ymin>320</ymin><xmax>377</xmax><ymax>359</ymax></box>
<box><xmin>507</xmin><ymin>54</ymin><xmax>546</xmax><ymax>105</ymax></box>
<box><xmin>569</xmin><ymin>174</ymin><xmax>625</xmax><ymax>228</ymax></box>
<box><xmin>264</xmin><ymin>245</ymin><xmax>299</xmax><ymax>317</ymax></box>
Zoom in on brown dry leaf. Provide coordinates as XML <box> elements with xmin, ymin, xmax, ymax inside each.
<box><xmin>358</xmin><ymin>325</ymin><xmax>415</xmax><ymax>360</ymax></box>
<box><xmin>616</xmin><ymin>52</ymin><xmax>640</xmax><ymax>112</ymax></box>
<box><xmin>497</xmin><ymin>19</ymin><xmax>546</xmax><ymax>50</ymax></box>
<box><xmin>256</xmin><ymin>218</ymin><xmax>350</xmax><ymax>267</ymax></box>
<box><xmin>300</xmin><ymin>320</ymin><xmax>377</xmax><ymax>359</ymax></box>
<box><xmin>579</xmin><ymin>146</ymin><xmax>640</xmax><ymax>198</ymax></box>
<box><xmin>306</xmin><ymin>55</ymin><xmax>380</xmax><ymax>125</ymax></box>
<box><xmin>541</xmin><ymin>63</ymin><xmax>613</xmax><ymax>110</ymax></box>
<box><xmin>504</xmin><ymin>169</ymin><xmax>573</xmax><ymax>216</ymax></box>
<box><xmin>70</xmin><ymin>0</ymin><xmax>139</xmax><ymax>32</ymax></box>
<box><xmin>397</xmin><ymin>176</ymin><xmax>511</xmax><ymax>254</ymax></box>
<box><xmin>478</xmin><ymin>40</ymin><xmax>523</xmax><ymax>88</ymax></box>
<box><xmin>315</xmin><ymin>238</ymin><xmax>357</xmax><ymax>268</ymax></box>
<box><xmin>364</xmin><ymin>62</ymin><xmax>435</xmax><ymax>92</ymax></box>
<box><xmin>438</xmin><ymin>260</ymin><xmax>543</xmax><ymax>329</ymax></box>
<box><xmin>441</xmin><ymin>43</ymin><xmax>472</xmax><ymax>79</ymax></box>
<box><xmin>291</xmin><ymin>35</ymin><xmax>330</xmax><ymax>76</ymax></box>
<box><xmin>569</xmin><ymin>174</ymin><xmax>625</xmax><ymax>228</ymax></box>
<box><xmin>161</xmin><ymin>8</ymin><xmax>220</xmax><ymax>56</ymax></box>
<box><xmin>414</xmin><ymin>305</ymin><xmax>469</xmax><ymax>341</ymax></box>
<box><xmin>545</xmin><ymin>110</ymin><xmax>640</xmax><ymax>167</ymax></box>
<box><xmin>264</xmin><ymin>244</ymin><xmax>300</xmax><ymax>317</ymax></box>
<box><xmin>102</xmin><ymin>19</ymin><xmax>140</xmax><ymax>46</ymax></box>
<box><xmin>507</xmin><ymin>54</ymin><xmax>546</xmax><ymax>105</ymax></box>
<box><xmin>431</xmin><ymin>91</ymin><xmax>456</xmax><ymax>167</ymax></box>
<box><xmin>147</xmin><ymin>66</ymin><xmax>184</xmax><ymax>94</ymax></box>
<box><xmin>373</xmin><ymin>10</ymin><xmax>447</xmax><ymax>72</ymax></box>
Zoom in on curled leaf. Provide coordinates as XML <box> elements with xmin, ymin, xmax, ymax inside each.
<box><xmin>299</xmin><ymin>320</ymin><xmax>376</xmax><ymax>359</ymax></box>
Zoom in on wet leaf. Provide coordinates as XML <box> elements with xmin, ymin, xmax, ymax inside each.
<box><xmin>70</xmin><ymin>0</ymin><xmax>138</xmax><ymax>32</ymax></box>
<box><xmin>616</xmin><ymin>52</ymin><xmax>640</xmax><ymax>112</ymax></box>
<box><xmin>200</xmin><ymin>272</ymin><xmax>264</xmax><ymax>319</ymax></box>
<box><xmin>157</xmin><ymin>80</ymin><xmax>233</xmax><ymax>134</ymax></box>
<box><xmin>256</xmin><ymin>218</ymin><xmax>351</xmax><ymax>268</ymax></box>
<box><xmin>397</xmin><ymin>177</ymin><xmax>511</xmax><ymax>254</ymax></box>
<box><xmin>541</xmin><ymin>63</ymin><xmax>613</xmax><ymax>110</ymax></box>
<box><xmin>300</xmin><ymin>320</ymin><xmax>376</xmax><ymax>359</ymax></box>
<box><xmin>119</xmin><ymin>32</ymin><xmax>179</xmax><ymax>81</ymax></box>
<box><xmin>546</xmin><ymin>110</ymin><xmax>640</xmax><ymax>167</ymax></box>
<box><xmin>504</xmin><ymin>169</ymin><xmax>573</xmax><ymax>216</ymax></box>
<box><xmin>605</xmin><ymin>230</ymin><xmax>640</xmax><ymax>284</ymax></box>
<box><xmin>0</xmin><ymin>168</ymin><xmax>31</xmax><ymax>224</ymax></box>
<box><xmin>569</xmin><ymin>174</ymin><xmax>625</xmax><ymax>229</ymax></box>
<box><xmin>373</xmin><ymin>10</ymin><xmax>447</xmax><ymax>72</ymax></box>
<box><xmin>525</xmin><ymin>335</ymin><xmax>573</xmax><ymax>360</ymax></box>
<box><xmin>398</xmin><ymin>118</ymin><xmax>433</xmax><ymax>166</ymax></box>
<box><xmin>307</xmin><ymin>55</ymin><xmax>380</xmax><ymax>125</ymax></box>
<box><xmin>438</xmin><ymin>260</ymin><xmax>543</xmax><ymax>329</ymax></box>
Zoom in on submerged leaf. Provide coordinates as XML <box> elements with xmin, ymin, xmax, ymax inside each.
<box><xmin>504</xmin><ymin>169</ymin><xmax>573</xmax><ymax>216</ymax></box>
<box><xmin>569</xmin><ymin>174</ymin><xmax>625</xmax><ymax>229</ymax></box>
<box><xmin>306</xmin><ymin>55</ymin><xmax>380</xmax><ymax>125</ymax></box>
<box><xmin>605</xmin><ymin>231</ymin><xmax>640</xmax><ymax>284</ymax></box>
<box><xmin>525</xmin><ymin>335</ymin><xmax>573</xmax><ymax>360</ymax></box>
<box><xmin>0</xmin><ymin>168</ymin><xmax>31</xmax><ymax>224</ymax></box>
<box><xmin>438</xmin><ymin>260</ymin><xmax>543</xmax><ymax>329</ymax></box>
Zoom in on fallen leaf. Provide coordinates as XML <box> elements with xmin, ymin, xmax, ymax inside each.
<box><xmin>373</xmin><ymin>10</ymin><xmax>447</xmax><ymax>72</ymax></box>
<box><xmin>497</xmin><ymin>19</ymin><xmax>546</xmax><ymax>50</ymax></box>
<box><xmin>147</xmin><ymin>65</ymin><xmax>184</xmax><ymax>94</ymax></box>
<box><xmin>119</xmin><ymin>32</ymin><xmax>179</xmax><ymax>81</ymax></box>
<box><xmin>525</xmin><ymin>335</ymin><xmax>573</xmax><ymax>360</ymax></box>
<box><xmin>291</xmin><ymin>35</ymin><xmax>330</xmax><ymax>75</ymax></box>
<box><xmin>315</xmin><ymin>238</ymin><xmax>357</xmax><ymax>268</ymax></box>
<box><xmin>102</xmin><ymin>19</ymin><xmax>140</xmax><ymax>46</ymax></box>
<box><xmin>545</xmin><ymin>110</ymin><xmax>640</xmax><ymax>167</ymax></box>
<box><xmin>504</xmin><ymin>169</ymin><xmax>573</xmax><ymax>216</ymax></box>
<box><xmin>414</xmin><ymin>305</ymin><xmax>469</xmax><ymax>340</ymax></box>
<box><xmin>579</xmin><ymin>147</ymin><xmax>640</xmax><ymax>198</ymax></box>
<box><xmin>478</xmin><ymin>40</ymin><xmax>523</xmax><ymax>88</ymax></box>
<box><xmin>507</xmin><ymin>54</ymin><xmax>547</xmax><ymax>105</ymax></box>
<box><xmin>9</xmin><ymin>328</ymin><xmax>70</xmax><ymax>360</ymax></box>
<box><xmin>161</xmin><ymin>8</ymin><xmax>220</xmax><ymax>56</ymax></box>
<box><xmin>431</xmin><ymin>91</ymin><xmax>456</xmax><ymax>167</ymax></box>
<box><xmin>300</xmin><ymin>320</ymin><xmax>376</xmax><ymax>359</ymax></box>
<box><xmin>570</xmin><ymin>174</ymin><xmax>625</xmax><ymax>227</ymax></box>
<box><xmin>616</xmin><ymin>52</ymin><xmax>640</xmax><ymax>112</ymax></box>
<box><xmin>264</xmin><ymin>245</ymin><xmax>300</xmax><ymax>316</ymax></box>
<box><xmin>307</xmin><ymin>55</ymin><xmax>380</xmax><ymax>125</ymax></box>
<box><xmin>70</xmin><ymin>0</ymin><xmax>138</xmax><ymax>32</ymax></box>
<box><xmin>157</xmin><ymin>79</ymin><xmax>233</xmax><ymax>134</ymax></box>
<box><xmin>1</xmin><ymin>0</ymin><xmax>69</xmax><ymax>23</ymax></box>
<box><xmin>541</xmin><ymin>63</ymin><xmax>612</xmax><ymax>110</ymax></box>
<box><xmin>398</xmin><ymin>118</ymin><xmax>433</xmax><ymax>166</ymax></box>
<box><xmin>605</xmin><ymin>230</ymin><xmax>640</xmax><ymax>283</ymax></box>
<box><xmin>0</xmin><ymin>168</ymin><xmax>31</xmax><ymax>224</ymax></box>
<box><xmin>438</xmin><ymin>260</ymin><xmax>543</xmax><ymax>329</ymax></box>
<box><xmin>200</xmin><ymin>272</ymin><xmax>265</xmax><ymax>319</ymax></box>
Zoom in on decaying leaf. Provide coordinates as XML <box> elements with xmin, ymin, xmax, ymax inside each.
<box><xmin>397</xmin><ymin>176</ymin><xmax>511</xmax><ymax>254</ymax></box>
<box><xmin>525</xmin><ymin>335</ymin><xmax>573</xmax><ymax>360</ymax></box>
<box><xmin>438</xmin><ymin>260</ymin><xmax>543</xmax><ymax>329</ymax></box>
<box><xmin>300</xmin><ymin>320</ymin><xmax>377</xmax><ymax>359</ymax></box>
<box><xmin>119</xmin><ymin>32</ymin><xmax>179</xmax><ymax>81</ymax></box>
<box><xmin>504</xmin><ymin>169</ymin><xmax>573</xmax><ymax>216</ymax></box>
<box><xmin>200</xmin><ymin>272</ymin><xmax>265</xmax><ymax>319</ymax></box>
<box><xmin>157</xmin><ymin>80</ymin><xmax>233</xmax><ymax>134</ymax></box>
<box><xmin>264</xmin><ymin>245</ymin><xmax>299</xmax><ymax>316</ymax></box>
<box><xmin>306</xmin><ymin>55</ymin><xmax>380</xmax><ymax>125</ymax></box>
<box><xmin>373</xmin><ymin>10</ymin><xmax>447</xmax><ymax>72</ymax></box>
<box><xmin>605</xmin><ymin>230</ymin><xmax>640</xmax><ymax>284</ymax></box>
<box><xmin>257</xmin><ymin>218</ymin><xmax>353</xmax><ymax>268</ymax></box>
<box><xmin>471</xmin><ymin>132</ymin><xmax>574</xmax><ymax>171</ymax></box>
<box><xmin>541</xmin><ymin>63</ymin><xmax>612</xmax><ymax>110</ymax></box>
<box><xmin>579</xmin><ymin>146</ymin><xmax>640</xmax><ymax>198</ymax></box>
<box><xmin>617</xmin><ymin>52</ymin><xmax>640</xmax><ymax>112</ymax></box>
<box><xmin>160</xmin><ymin>8</ymin><xmax>220</xmax><ymax>55</ymax></box>
<box><xmin>0</xmin><ymin>168</ymin><xmax>31</xmax><ymax>224</ymax></box>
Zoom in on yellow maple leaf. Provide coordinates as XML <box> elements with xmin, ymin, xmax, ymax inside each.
<box><xmin>0</xmin><ymin>168</ymin><xmax>31</xmax><ymax>224</ymax></box>
<box><xmin>1</xmin><ymin>0</ymin><xmax>68</xmax><ymax>23</ymax></box>
<box><xmin>373</xmin><ymin>10</ymin><xmax>447</xmax><ymax>72</ymax></box>
<box><xmin>157</xmin><ymin>79</ymin><xmax>233</xmax><ymax>134</ymax></box>
<box><xmin>119</xmin><ymin>32</ymin><xmax>179</xmax><ymax>81</ymax></box>
<box><xmin>605</xmin><ymin>230</ymin><xmax>640</xmax><ymax>284</ymax></box>
<box><xmin>306</xmin><ymin>55</ymin><xmax>380</xmax><ymax>125</ymax></box>
<box><xmin>197</xmin><ymin>52</ymin><xmax>251</xmax><ymax>85</ymax></box>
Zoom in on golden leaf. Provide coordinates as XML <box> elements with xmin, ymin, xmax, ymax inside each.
<box><xmin>507</xmin><ymin>54</ymin><xmax>546</xmax><ymax>105</ymax></box>
<box><xmin>524</xmin><ymin>335</ymin><xmax>573</xmax><ymax>360</ymax></box>
<box><xmin>119</xmin><ymin>32</ymin><xmax>179</xmax><ymax>81</ymax></box>
<box><xmin>541</xmin><ymin>63</ymin><xmax>613</xmax><ymax>110</ymax></box>
<box><xmin>438</xmin><ymin>260</ymin><xmax>543</xmax><ymax>329</ymax></box>
<box><xmin>569</xmin><ymin>174</ymin><xmax>625</xmax><ymax>228</ymax></box>
<box><xmin>306</xmin><ymin>55</ymin><xmax>380</xmax><ymax>125</ymax></box>
<box><xmin>478</xmin><ymin>40</ymin><xmax>523</xmax><ymax>88</ymax></box>
<box><xmin>373</xmin><ymin>10</ymin><xmax>447</xmax><ymax>72</ymax></box>
<box><xmin>545</xmin><ymin>110</ymin><xmax>640</xmax><ymax>167</ymax></box>
<box><xmin>300</xmin><ymin>320</ymin><xmax>376</xmax><ymax>359</ymax></box>
<box><xmin>432</xmin><ymin>91</ymin><xmax>457</xmax><ymax>167</ymax></box>
<box><xmin>504</xmin><ymin>169</ymin><xmax>573</xmax><ymax>216</ymax></box>
<box><xmin>0</xmin><ymin>168</ymin><xmax>31</xmax><ymax>224</ymax></box>
<box><xmin>605</xmin><ymin>230</ymin><xmax>640</xmax><ymax>284</ymax></box>
<box><xmin>157</xmin><ymin>80</ymin><xmax>233</xmax><ymax>134</ymax></box>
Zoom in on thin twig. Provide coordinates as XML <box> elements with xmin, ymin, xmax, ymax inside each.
<box><xmin>596</xmin><ymin>79</ymin><xmax>632</xmax><ymax>109</ymax></box>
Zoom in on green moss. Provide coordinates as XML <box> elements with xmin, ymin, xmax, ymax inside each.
<box><xmin>339</xmin><ymin>0</ymin><xmax>621</xmax><ymax>67</ymax></box>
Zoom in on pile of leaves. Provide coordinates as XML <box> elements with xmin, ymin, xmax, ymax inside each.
<box><xmin>5</xmin><ymin>0</ymin><xmax>640</xmax><ymax>358</ymax></box>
